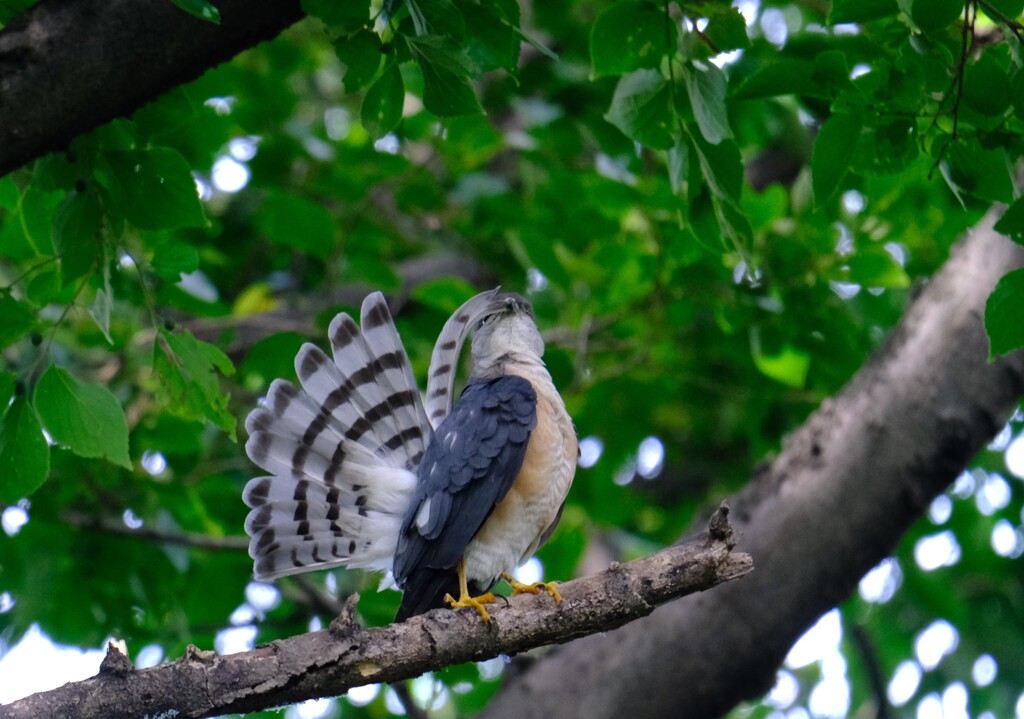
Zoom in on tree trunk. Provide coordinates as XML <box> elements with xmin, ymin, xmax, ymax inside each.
<box><xmin>480</xmin><ymin>206</ymin><xmax>1024</xmax><ymax>719</ymax></box>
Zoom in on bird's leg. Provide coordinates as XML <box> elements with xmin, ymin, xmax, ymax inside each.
<box><xmin>444</xmin><ymin>559</ymin><xmax>497</xmax><ymax>622</ymax></box>
<box><xmin>501</xmin><ymin>572</ymin><xmax>562</xmax><ymax>603</ymax></box>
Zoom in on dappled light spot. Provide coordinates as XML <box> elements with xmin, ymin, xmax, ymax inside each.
<box><xmin>928</xmin><ymin>495</ymin><xmax>952</xmax><ymax>525</ymax></box>
<box><xmin>374</xmin><ymin>134</ymin><xmax>400</xmax><ymax>155</ymax></box>
<box><xmin>637</xmin><ymin>436</ymin><xmax>664</xmax><ymax>479</ymax></box>
<box><xmin>973</xmin><ymin>654</ymin><xmax>997</xmax><ymax>687</ymax></box>
<box><xmin>513</xmin><ymin>556</ymin><xmax>543</xmax><ymax>586</ymax></box>
<box><xmin>849</xmin><ymin>63</ymin><xmax>871</xmax><ymax>79</ymax></box>
<box><xmin>829</xmin><ymin>280</ymin><xmax>861</xmax><ymax>299</ymax></box>
<box><xmin>975</xmin><ymin>472</ymin><xmax>1011</xmax><ymax>515</ymax></box>
<box><xmin>177</xmin><ymin>270</ymin><xmax>219</xmax><ymax>302</ymax></box>
<box><xmin>0</xmin><ymin>592</ymin><xmax>14</xmax><ymax>613</ymax></box>
<box><xmin>204</xmin><ymin>96</ymin><xmax>236</xmax><ymax>115</ymax></box>
<box><xmin>990</xmin><ymin>519</ymin><xmax>1023</xmax><ymax>558</ymax></box>
<box><xmin>1005</xmin><ymin>435</ymin><xmax>1024</xmax><ymax>477</ymax></box>
<box><xmin>2</xmin><ymin>505</ymin><xmax>28</xmax><ymax>536</ymax></box>
<box><xmin>858</xmin><ymin>557</ymin><xmax>901</xmax><ymax>603</ymax></box>
<box><xmin>141</xmin><ymin>449</ymin><xmax>167</xmax><ymax>476</ymax></box>
<box><xmin>577</xmin><ymin>436</ymin><xmax>603</xmax><ymax>468</ymax></box>
<box><xmin>245</xmin><ymin>582</ymin><xmax>281</xmax><ymax>613</ymax></box>
<box><xmin>211</xmin><ymin>156</ymin><xmax>250</xmax><ymax>193</ymax></box>
<box><xmin>841</xmin><ymin>189</ymin><xmax>865</xmax><ymax>214</ymax></box>
<box><xmin>888</xmin><ymin>659</ymin><xmax>922</xmax><ymax>706</ymax></box>
<box><xmin>786</xmin><ymin>608</ymin><xmax>841</xmax><ymax>669</ymax></box>
<box><xmin>122</xmin><ymin>508</ymin><xmax>143</xmax><ymax>529</ymax></box>
<box><xmin>346</xmin><ymin>683</ymin><xmax>380</xmax><ymax>707</ymax></box>
<box><xmin>290</xmin><ymin>697</ymin><xmax>335</xmax><ymax>719</ymax></box>
<box><xmin>808</xmin><ymin>653</ymin><xmax>850</xmax><ymax>718</ymax></box>
<box><xmin>914</xmin><ymin>620</ymin><xmax>958</xmax><ymax>670</ymax></box>
<box><xmin>914</xmin><ymin>530</ymin><xmax>961</xmax><ymax>571</ymax></box>
<box><xmin>135</xmin><ymin>644</ymin><xmax>164</xmax><ymax>669</ymax></box>
<box><xmin>229</xmin><ymin>136</ymin><xmax>259</xmax><ymax>162</ymax></box>
<box><xmin>324</xmin><ymin>107</ymin><xmax>351</xmax><ymax>141</ymax></box>
<box><xmin>940</xmin><ymin>682</ymin><xmax>969</xmax><ymax>719</ymax></box>
<box><xmin>215</xmin><ymin>625</ymin><xmax>257</xmax><ymax>655</ymax></box>
<box><xmin>765</xmin><ymin>669</ymin><xmax>799</xmax><ymax>710</ymax></box>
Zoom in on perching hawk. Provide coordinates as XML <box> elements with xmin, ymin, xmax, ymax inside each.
<box><xmin>242</xmin><ymin>289</ymin><xmax>578</xmax><ymax>621</ymax></box>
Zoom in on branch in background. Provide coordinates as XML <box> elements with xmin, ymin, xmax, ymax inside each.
<box><xmin>0</xmin><ymin>0</ymin><xmax>303</xmax><ymax>176</ymax></box>
<box><xmin>478</xmin><ymin>207</ymin><xmax>1024</xmax><ymax>719</ymax></box>
<box><xmin>62</xmin><ymin>509</ymin><xmax>249</xmax><ymax>552</ymax></box>
<box><xmin>0</xmin><ymin>506</ymin><xmax>750</xmax><ymax>719</ymax></box>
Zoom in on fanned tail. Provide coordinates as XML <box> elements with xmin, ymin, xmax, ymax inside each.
<box><xmin>242</xmin><ymin>293</ymin><xmax>430</xmax><ymax>581</ymax></box>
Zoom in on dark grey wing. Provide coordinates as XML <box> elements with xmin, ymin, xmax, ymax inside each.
<box><xmin>393</xmin><ymin>375</ymin><xmax>537</xmax><ymax>620</ymax></box>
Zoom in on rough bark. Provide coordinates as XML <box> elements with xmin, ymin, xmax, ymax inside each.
<box><xmin>479</xmin><ymin>207</ymin><xmax>1024</xmax><ymax>719</ymax></box>
<box><xmin>0</xmin><ymin>508</ymin><xmax>751</xmax><ymax>719</ymax></box>
<box><xmin>0</xmin><ymin>0</ymin><xmax>303</xmax><ymax>176</ymax></box>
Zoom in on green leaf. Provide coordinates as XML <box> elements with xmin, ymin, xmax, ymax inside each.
<box><xmin>98</xmin><ymin>148</ymin><xmax>207</xmax><ymax>230</ymax></box>
<box><xmin>239</xmin><ymin>332</ymin><xmax>304</xmax><ymax>388</ymax></box>
<box><xmin>34</xmin><ymin>366</ymin><xmax>131</xmax><ymax>469</ymax></box>
<box><xmin>963</xmin><ymin>52</ymin><xmax>1011</xmax><ymax>117</ymax></box>
<box><xmin>812</xmin><ymin>113</ymin><xmax>863</xmax><ymax>205</ymax></box>
<box><xmin>167</xmin><ymin>0</ymin><xmax>220</xmax><ymax>24</ymax></box>
<box><xmin>301</xmin><ymin>0</ymin><xmax>367</xmax><ymax>30</ymax></box>
<box><xmin>0</xmin><ymin>293</ymin><xmax>37</xmax><ymax>349</ymax></box>
<box><xmin>946</xmin><ymin>141</ymin><xmax>1013</xmax><ymax>203</ymax></box>
<box><xmin>152</xmin><ymin>239</ymin><xmax>200</xmax><ymax>282</ymax></box>
<box><xmin>750</xmin><ymin>329</ymin><xmax>810</xmax><ymax>388</ymax></box>
<box><xmin>979</xmin><ymin>0</ymin><xmax>1024</xmax><ymax>21</ymax></box>
<box><xmin>254</xmin><ymin>190</ymin><xmax>336</xmax><ymax>258</ymax></box>
<box><xmin>604</xmin><ymin>69</ymin><xmax>675</xmax><ymax>149</ymax></box>
<box><xmin>361</xmin><ymin>61</ymin><xmax>405</xmax><ymax>137</ymax></box>
<box><xmin>682</xmin><ymin>62</ymin><xmax>731</xmax><ymax>144</ymax></box>
<box><xmin>407</xmin><ymin>36</ymin><xmax>483</xmax><ymax>117</ymax></box>
<box><xmin>460</xmin><ymin>1</ymin><xmax>520</xmax><ymax>75</ymax></box>
<box><xmin>985</xmin><ymin>267</ymin><xmax>1024</xmax><ymax>357</ymax></box>
<box><xmin>690</xmin><ymin>131</ymin><xmax>743</xmax><ymax>203</ymax></box>
<box><xmin>52</xmin><ymin>190</ymin><xmax>101</xmax><ymax>286</ymax></box>
<box><xmin>912</xmin><ymin>0</ymin><xmax>963</xmax><ymax>31</ymax></box>
<box><xmin>846</xmin><ymin>250</ymin><xmax>910</xmax><ymax>288</ymax></box>
<box><xmin>0</xmin><ymin>175</ymin><xmax>17</xmax><ymax>209</ymax></box>
<box><xmin>829</xmin><ymin>0</ymin><xmax>898</xmax><ymax>23</ymax></box>
<box><xmin>15</xmin><ymin>187</ymin><xmax>61</xmax><ymax>258</ymax></box>
<box><xmin>0</xmin><ymin>372</ymin><xmax>16</xmax><ymax>412</ymax></box>
<box><xmin>89</xmin><ymin>252</ymin><xmax>113</xmax><ymax>344</ymax></box>
<box><xmin>0</xmin><ymin>395</ymin><xmax>50</xmax><ymax>503</ymax></box>
<box><xmin>335</xmin><ymin>28</ymin><xmax>383</xmax><ymax>93</ymax></box>
<box><xmin>590</xmin><ymin>1</ymin><xmax>672</xmax><ymax>77</ymax></box>
<box><xmin>155</xmin><ymin>328</ymin><xmax>236</xmax><ymax>436</ymax></box>
<box><xmin>994</xmin><ymin>197</ymin><xmax>1024</xmax><ymax>246</ymax></box>
<box><xmin>406</xmin><ymin>0</ymin><xmax>465</xmax><ymax>39</ymax></box>
<box><xmin>733</xmin><ymin>60</ymin><xmax>828</xmax><ymax>100</ymax></box>
<box><xmin>702</xmin><ymin>7</ymin><xmax>750</xmax><ymax>53</ymax></box>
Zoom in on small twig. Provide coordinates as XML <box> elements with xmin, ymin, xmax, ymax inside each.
<box><xmin>62</xmin><ymin>509</ymin><xmax>250</xmax><ymax>551</ymax></box>
<box><xmin>850</xmin><ymin>625</ymin><xmax>893</xmax><ymax>719</ymax></box>
<box><xmin>976</xmin><ymin>0</ymin><xmax>1024</xmax><ymax>43</ymax></box>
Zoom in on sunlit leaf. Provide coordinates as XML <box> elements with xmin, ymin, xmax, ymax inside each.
<box><xmin>682</xmin><ymin>62</ymin><xmax>731</xmax><ymax>144</ymax></box>
<box><xmin>34</xmin><ymin>366</ymin><xmax>131</xmax><ymax>469</ymax></box>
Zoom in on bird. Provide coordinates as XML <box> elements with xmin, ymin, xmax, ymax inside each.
<box><xmin>242</xmin><ymin>289</ymin><xmax>578</xmax><ymax>622</ymax></box>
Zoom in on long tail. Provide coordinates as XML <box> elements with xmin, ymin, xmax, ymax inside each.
<box><xmin>242</xmin><ymin>293</ymin><xmax>430</xmax><ymax>581</ymax></box>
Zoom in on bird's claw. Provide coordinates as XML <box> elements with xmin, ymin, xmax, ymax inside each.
<box><xmin>501</xmin><ymin>572</ymin><xmax>562</xmax><ymax>602</ymax></box>
<box><xmin>444</xmin><ymin>591</ymin><xmax>497</xmax><ymax>622</ymax></box>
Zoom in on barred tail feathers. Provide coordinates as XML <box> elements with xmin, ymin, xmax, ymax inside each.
<box><xmin>242</xmin><ymin>296</ymin><xmax>430</xmax><ymax>581</ymax></box>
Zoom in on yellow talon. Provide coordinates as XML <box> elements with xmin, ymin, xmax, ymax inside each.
<box><xmin>501</xmin><ymin>572</ymin><xmax>562</xmax><ymax>602</ymax></box>
<box><xmin>446</xmin><ymin>560</ymin><xmax>497</xmax><ymax>622</ymax></box>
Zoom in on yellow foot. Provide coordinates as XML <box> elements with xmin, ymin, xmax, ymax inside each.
<box><xmin>501</xmin><ymin>572</ymin><xmax>562</xmax><ymax>603</ymax></box>
<box><xmin>444</xmin><ymin>591</ymin><xmax>497</xmax><ymax>622</ymax></box>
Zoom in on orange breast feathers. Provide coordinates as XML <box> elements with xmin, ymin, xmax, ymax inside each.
<box><xmin>466</xmin><ymin>375</ymin><xmax>578</xmax><ymax>576</ymax></box>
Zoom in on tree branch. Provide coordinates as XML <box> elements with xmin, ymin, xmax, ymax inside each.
<box><xmin>0</xmin><ymin>505</ymin><xmax>751</xmax><ymax>719</ymax></box>
<box><xmin>0</xmin><ymin>0</ymin><xmax>303</xmax><ymax>176</ymax></box>
<box><xmin>477</xmin><ymin>206</ymin><xmax>1024</xmax><ymax>719</ymax></box>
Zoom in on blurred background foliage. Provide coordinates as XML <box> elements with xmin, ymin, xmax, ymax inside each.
<box><xmin>1</xmin><ymin>0</ymin><xmax>1024</xmax><ymax>717</ymax></box>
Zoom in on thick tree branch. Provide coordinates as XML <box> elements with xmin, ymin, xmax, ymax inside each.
<box><xmin>0</xmin><ymin>0</ymin><xmax>303</xmax><ymax>176</ymax></box>
<box><xmin>0</xmin><ymin>506</ymin><xmax>751</xmax><ymax>719</ymax></box>
<box><xmin>479</xmin><ymin>206</ymin><xmax>1024</xmax><ymax>719</ymax></box>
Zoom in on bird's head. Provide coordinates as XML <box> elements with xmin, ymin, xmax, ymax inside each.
<box><xmin>470</xmin><ymin>292</ymin><xmax>544</xmax><ymax>371</ymax></box>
